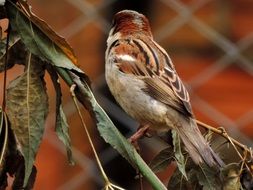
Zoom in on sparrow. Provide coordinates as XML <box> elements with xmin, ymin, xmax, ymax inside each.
<box><xmin>105</xmin><ymin>10</ymin><xmax>223</xmax><ymax>167</ymax></box>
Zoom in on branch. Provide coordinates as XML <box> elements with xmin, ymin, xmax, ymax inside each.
<box><xmin>195</xmin><ymin>119</ymin><xmax>251</xmax><ymax>154</ymax></box>
<box><xmin>196</xmin><ymin>119</ymin><xmax>253</xmax><ymax>176</ymax></box>
<box><xmin>55</xmin><ymin>67</ymin><xmax>167</xmax><ymax>190</ymax></box>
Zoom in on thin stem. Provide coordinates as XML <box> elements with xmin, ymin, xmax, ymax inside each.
<box><xmin>70</xmin><ymin>84</ymin><xmax>125</xmax><ymax>190</ymax></box>
<box><xmin>195</xmin><ymin>119</ymin><xmax>250</xmax><ymax>154</ymax></box>
<box><xmin>196</xmin><ymin>119</ymin><xmax>253</xmax><ymax>175</ymax></box>
<box><xmin>2</xmin><ymin>24</ymin><xmax>11</xmax><ymax>111</ymax></box>
<box><xmin>221</xmin><ymin>128</ymin><xmax>252</xmax><ymax>174</ymax></box>
<box><xmin>239</xmin><ymin>150</ymin><xmax>248</xmax><ymax>175</ymax></box>
<box><xmin>69</xmin><ymin>84</ymin><xmax>109</xmax><ymax>183</ymax></box>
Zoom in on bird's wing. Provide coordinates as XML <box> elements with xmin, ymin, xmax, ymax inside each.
<box><xmin>108</xmin><ymin>37</ymin><xmax>193</xmax><ymax>117</ymax></box>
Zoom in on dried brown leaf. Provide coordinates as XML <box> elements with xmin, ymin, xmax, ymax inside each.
<box><xmin>16</xmin><ymin>0</ymin><xmax>77</xmax><ymax>65</ymax></box>
<box><xmin>172</xmin><ymin>129</ymin><xmax>187</xmax><ymax>179</ymax></box>
<box><xmin>6</xmin><ymin>53</ymin><xmax>48</xmax><ymax>186</ymax></box>
<box><xmin>47</xmin><ymin>66</ymin><xmax>74</xmax><ymax>164</ymax></box>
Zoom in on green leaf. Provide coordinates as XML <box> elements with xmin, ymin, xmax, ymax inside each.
<box><xmin>57</xmin><ymin>107</ymin><xmax>74</xmax><ymax>163</ymax></box>
<box><xmin>68</xmin><ymin>71</ymin><xmax>167</xmax><ymax>190</ymax></box>
<box><xmin>6</xmin><ymin>53</ymin><xmax>48</xmax><ymax>186</ymax></box>
<box><xmin>47</xmin><ymin>66</ymin><xmax>74</xmax><ymax>164</ymax></box>
<box><xmin>172</xmin><ymin>129</ymin><xmax>188</xmax><ymax>179</ymax></box>
<box><xmin>149</xmin><ymin>146</ymin><xmax>174</xmax><ymax>173</ymax></box>
<box><xmin>5</xmin><ymin>0</ymin><xmax>87</xmax><ymax>78</ymax></box>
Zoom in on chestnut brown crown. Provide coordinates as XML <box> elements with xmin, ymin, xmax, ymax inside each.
<box><xmin>111</xmin><ymin>10</ymin><xmax>152</xmax><ymax>37</ymax></box>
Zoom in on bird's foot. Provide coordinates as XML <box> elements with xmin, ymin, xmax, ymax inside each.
<box><xmin>129</xmin><ymin>125</ymin><xmax>150</xmax><ymax>151</ymax></box>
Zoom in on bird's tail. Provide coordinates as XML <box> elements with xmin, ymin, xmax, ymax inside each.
<box><xmin>176</xmin><ymin>118</ymin><xmax>224</xmax><ymax>167</ymax></box>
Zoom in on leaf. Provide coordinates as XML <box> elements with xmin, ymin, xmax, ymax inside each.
<box><xmin>168</xmin><ymin>167</ymin><xmax>200</xmax><ymax>190</ymax></box>
<box><xmin>16</xmin><ymin>0</ymin><xmax>76</xmax><ymax>64</ymax></box>
<box><xmin>69</xmin><ymin>71</ymin><xmax>167</xmax><ymax>190</ymax></box>
<box><xmin>0</xmin><ymin>31</ymin><xmax>22</xmax><ymax>72</ymax></box>
<box><xmin>172</xmin><ymin>129</ymin><xmax>188</xmax><ymax>179</ymax></box>
<box><xmin>196</xmin><ymin>164</ymin><xmax>221</xmax><ymax>190</ymax></box>
<box><xmin>0</xmin><ymin>109</ymin><xmax>8</xmax><ymax>166</ymax></box>
<box><xmin>222</xmin><ymin>163</ymin><xmax>241</xmax><ymax>190</ymax></box>
<box><xmin>5</xmin><ymin>0</ymin><xmax>88</xmax><ymax>80</ymax></box>
<box><xmin>56</xmin><ymin>107</ymin><xmax>74</xmax><ymax>163</ymax></box>
<box><xmin>241</xmin><ymin>170</ymin><xmax>253</xmax><ymax>190</ymax></box>
<box><xmin>149</xmin><ymin>146</ymin><xmax>174</xmax><ymax>173</ymax></box>
<box><xmin>6</xmin><ymin>53</ymin><xmax>48</xmax><ymax>186</ymax></box>
<box><xmin>0</xmin><ymin>109</ymin><xmax>25</xmax><ymax>190</ymax></box>
<box><xmin>0</xmin><ymin>109</ymin><xmax>8</xmax><ymax>190</ymax></box>
<box><xmin>47</xmin><ymin>66</ymin><xmax>74</xmax><ymax>165</ymax></box>
<box><xmin>12</xmin><ymin>163</ymin><xmax>37</xmax><ymax>190</ymax></box>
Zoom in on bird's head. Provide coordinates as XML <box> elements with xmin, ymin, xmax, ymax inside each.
<box><xmin>109</xmin><ymin>10</ymin><xmax>152</xmax><ymax>38</ymax></box>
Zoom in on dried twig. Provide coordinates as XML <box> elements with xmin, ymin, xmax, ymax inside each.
<box><xmin>195</xmin><ymin>120</ymin><xmax>251</xmax><ymax>155</ymax></box>
<box><xmin>196</xmin><ymin>119</ymin><xmax>253</xmax><ymax>175</ymax></box>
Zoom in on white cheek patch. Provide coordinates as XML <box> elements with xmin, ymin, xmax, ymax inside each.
<box><xmin>117</xmin><ymin>54</ymin><xmax>136</xmax><ymax>62</ymax></box>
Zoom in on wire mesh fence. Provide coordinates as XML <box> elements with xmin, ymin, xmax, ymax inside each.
<box><xmin>21</xmin><ymin>0</ymin><xmax>253</xmax><ymax>189</ymax></box>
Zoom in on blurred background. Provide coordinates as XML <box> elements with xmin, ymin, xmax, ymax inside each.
<box><xmin>2</xmin><ymin>0</ymin><xmax>253</xmax><ymax>189</ymax></box>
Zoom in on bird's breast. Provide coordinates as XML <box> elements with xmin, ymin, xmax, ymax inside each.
<box><xmin>105</xmin><ymin>58</ymin><xmax>170</xmax><ymax>130</ymax></box>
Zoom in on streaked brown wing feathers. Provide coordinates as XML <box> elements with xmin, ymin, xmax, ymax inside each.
<box><xmin>143</xmin><ymin>77</ymin><xmax>191</xmax><ymax>116</ymax></box>
<box><xmin>110</xmin><ymin>38</ymin><xmax>193</xmax><ymax>116</ymax></box>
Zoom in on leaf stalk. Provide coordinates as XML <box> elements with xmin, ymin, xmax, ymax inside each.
<box><xmin>70</xmin><ymin>84</ymin><xmax>125</xmax><ymax>190</ymax></box>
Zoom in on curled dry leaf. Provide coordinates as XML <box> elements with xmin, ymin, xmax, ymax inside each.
<box><xmin>6</xmin><ymin>53</ymin><xmax>48</xmax><ymax>186</ymax></box>
<box><xmin>172</xmin><ymin>129</ymin><xmax>187</xmax><ymax>179</ymax></box>
<box><xmin>16</xmin><ymin>0</ymin><xmax>77</xmax><ymax>65</ymax></box>
<box><xmin>47</xmin><ymin>65</ymin><xmax>74</xmax><ymax>165</ymax></box>
<box><xmin>5</xmin><ymin>0</ymin><xmax>90</xmax><ymax>84</ymax></box>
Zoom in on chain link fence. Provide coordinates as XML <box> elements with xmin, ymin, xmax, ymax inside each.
<box><xmin>28</xmin><ymin>0</ymin><xmax>253</xmax><ymax>189</ymax></box>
